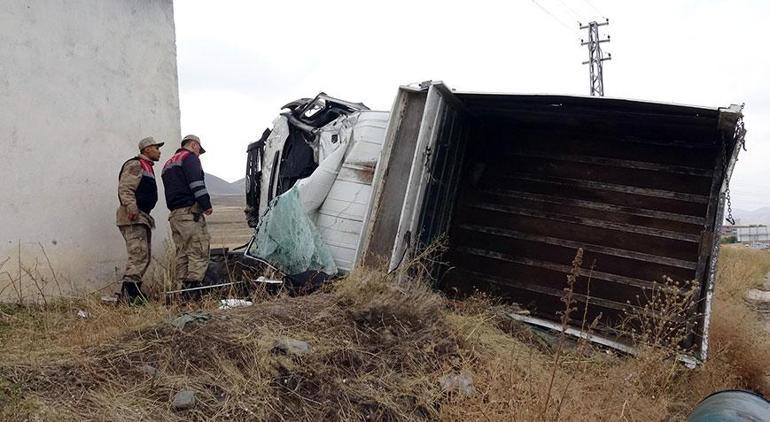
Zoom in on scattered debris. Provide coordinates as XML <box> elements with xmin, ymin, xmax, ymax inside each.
<box><xmin>172</xmin><ymin>389</ymin><xmax>196</xmax><ymax>411</ymax></box>
<box><xmin>100</xmin><ymin>295</ymin><xmax>118</xmax><ymax>305</ymax></box>
<box><xmin>439</xmin><ymin>372</ymin><xmax>476</xmax><ymax>397</ymax></box>
<box><xmin>168</xmin><ymin>311</ymin><xmax>211</xmax><ymax>330</ymax></box>
<box><xmin>272</xmin><ymin>338</ymin><xmax>311</xmax><ymax>356</ymax></box>
<box><xmin>745</xmin><ymin>289</ymin><xmax>770</xmax><ymax>303</ymax></box>
<box><xmin>256</xmin><ymin>276</ymin><xmax>283</xmax><ymax>285</ymax></box>
<box><xmin>524</xmin><ymin>324</ymin><xmax>583</xmax><ymax>354</ymax></box>
<box><xmin>76</xmin><ymin>310</ymin><xmax>89</xmax><ymax>319</ymax></box>
<box><xmin>508</xmin><ymin>303</ymin><xmax>530</xmax><ymax>316</ymax></box>
<box><xmin>165</xmin><ymin>281</ymin><xmax>245</xmax><ymax>297</ymax></box>
<box><xmin>140</xmin><ymin>364</ymin><xmax>158</xmax><ymax>378</ymax></box>
<box><xmin>218</xmin><ymin>299</ymin><xmax>253</xmax><ymax>310</ymax></box>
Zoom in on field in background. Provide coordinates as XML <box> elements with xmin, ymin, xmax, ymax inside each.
<box><xmin>2</xmin><ymin>244</ymin><xmax>770</xmax><ymax>420</ymax></box>
<box><xmin>207</xmin><ymin>195</ymin><xmax>253</xmax><ymax>249</ymax></box>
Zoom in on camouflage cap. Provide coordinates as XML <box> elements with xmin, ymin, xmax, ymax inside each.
<box><xmin>181</xmin><ymin>134</ymin><xmax>206</xmax><ymax>154</ymax></box>
<box><xmin>138</xmin><ymin>136</ymin><xmax>164</xmax><ymax>151</ymax></box>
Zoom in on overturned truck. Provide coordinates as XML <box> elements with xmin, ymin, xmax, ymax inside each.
<box><xmin>238</xmin><ymin>81</ymin><xmax>745</xmax><ymax>363</ymax></box>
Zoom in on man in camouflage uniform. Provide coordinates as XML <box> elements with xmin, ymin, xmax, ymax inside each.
<box><xmin>117</xmin><ymin>136</ymin><xmax>164</xmax><ymax>304</ymax></box>
<box><xmin>161</xmin><ymin>134</ymin><xmax>213</xmax><ymax>295</ymax></box>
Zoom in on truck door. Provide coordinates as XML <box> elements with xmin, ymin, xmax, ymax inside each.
<box><xmin>358</xmin><ymin>82</ymin><xmax>469</xmax><ymax>272</ymax></box>
<box><xmin>388</xmin><ymin>82</ymin><xmax>470</xmax><ymax>272</ymax></box>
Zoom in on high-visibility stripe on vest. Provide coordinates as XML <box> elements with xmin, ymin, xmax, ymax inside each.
<box><xmin>161</xmin><ymin>148</ymin><xmax>212</xmax><ymax>211</ymax></box>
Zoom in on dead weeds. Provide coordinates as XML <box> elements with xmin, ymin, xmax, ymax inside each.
<box><xmin>1</xmin><ymin>247</ymin><xmax>769</xmax><ymax>421</ymax></box>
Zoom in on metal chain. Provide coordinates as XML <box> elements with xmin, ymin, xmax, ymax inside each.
<box><xmin>724</xmin><ymin>187</ymin><xmax>735</xmax><ymax>225</ymax></box>
<box><xmin>722</xmin><ymin>113</ymin><xmax>747</xmax><ymax>225</ymax></box>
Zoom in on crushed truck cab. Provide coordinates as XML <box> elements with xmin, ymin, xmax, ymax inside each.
<box><xmin>243</xmin><ymin>94</ymin><xmax>388</xmax><ymax>279</ymax></box>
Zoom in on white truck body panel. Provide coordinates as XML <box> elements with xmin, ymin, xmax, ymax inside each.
<box><xmin>313</xmin><ymin>111</ymin><xmax>389</xmax><ymax>272</ymax></box>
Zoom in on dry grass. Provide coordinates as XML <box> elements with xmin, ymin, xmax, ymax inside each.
<box><xmin>1</xmin><ymin>246</ymin><xmax>770</xmax><ymax>421</ymax></box>
<box><xmin>440</xmin><ymin>246</ymin><xmax>770</xmax><ymax>421</ymax></box>
<box><xmin>690</xmin><ymin>245</ymin><xmax>770</xmax><ymax>398</ymax></box>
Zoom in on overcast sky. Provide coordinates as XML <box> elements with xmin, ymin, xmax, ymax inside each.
<box><xmin>174</xmin><ymin>0</ymin><xmax>769</xmax><ymax>211</ymax></box>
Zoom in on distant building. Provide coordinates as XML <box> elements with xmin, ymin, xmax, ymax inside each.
<box><xmin>721</xmin><ymin>225</ymin><xmax>739</xmax><ymax>237</ymax></box>
<box><xmin>736</xmin><ymin>226</ymin><xmax>770</xmax><ymax>243</ymax></box>
<box><xmin>0</xmin><ymin>0</ymin><xmax>180</xmax><ymax>300</ymax></box>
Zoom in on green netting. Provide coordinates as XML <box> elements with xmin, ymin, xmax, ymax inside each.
<box><xmin>248</xmin><ymin>186</ymin><xmax>337</xmax><ymax>275</ymax></box>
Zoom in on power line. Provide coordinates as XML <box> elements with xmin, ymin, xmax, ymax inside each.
<box><xmin>581</xmin><ymin>0</ymin><xmax>604</xmax><ymax>17</ymax></box>
<box><xmin>580</xmin><ymin>19</ymin><xmax>611</xmax><ymax>96</ymax></box>
<box><xmin>554</xmin><ymin>0</ymin><xmax>582</xmax><ymax>22</ymax></box>
<box><xmin>531</xmin><ymin>0</ymin><xmax>577</xmax><ymax>34</ymax></box>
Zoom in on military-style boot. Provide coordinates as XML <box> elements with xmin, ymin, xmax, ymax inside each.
<box><xmin>121</xmin><ymin>279</ymin><xmax>148</xmax><ymax>306</ymax></box>
<box><xmin>134</xmin><ymin>282</ymin><xmax>148</xmax><ymax>305</ymax></box>
<box><xmin>180</xmin><ymin>279</ymin><xmax>201</xmax><ymax>302</ymax></box>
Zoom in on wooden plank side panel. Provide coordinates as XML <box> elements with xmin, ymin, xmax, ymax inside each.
<box><xmin>457</xmin><ymin>97</ymin><xmax>719</xmax><ymax>144</ymax></box>
<box><xmin>451</xmin><ymin>226</ymin><xmax>696</xmax><ymax>282</ymax></box>
<box><xmin>504</xmin><ymin>156</ymin><xmax>713</xmax><ymax>195</ymax></box>
<box><xmin>496</xmin><ymin>127</ymin><xmax>719</xmax><ymax>168</ymax></box>
<box><xmin>439</xmin><ymin>102</ymin><xmax>721</xmax><ymax>348</ymax></box>
<box><xmin>478</xmin><ymin>190</ymin><xmax>704</xmax><ymax>235</ymax></box>
<box><xmin>453</xmin><ymin>205</ymin><xmax>700</xmax><ymax>261</ymax></box>
<box><xmin>497</xmin><ymin>176</ymin><xmax>709</xmax><ymax>216</ymax></box>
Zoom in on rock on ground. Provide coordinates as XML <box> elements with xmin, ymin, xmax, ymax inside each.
<box><xmin>173</xmin><ymin>389</ymin><xmax>196</xmax><ymax>410</ymax></box>
<box><xmin>140</xmin><ymin>364</ymin><xmax>158</xmax><ymax>377</ymax></box>
<box><xmin>439</xmin><ymin>372</ymin><xmax>476</xmax><ymax>396</ymax></box>
<box><xmin>272</xmin><ymin>338</ymin><xmax>311</xmax><ymax>355</ymax></box>
<box><xmin>745</xmin><ymin>289</ymin><xmax>770</xmax><ymax>303</ymax></box>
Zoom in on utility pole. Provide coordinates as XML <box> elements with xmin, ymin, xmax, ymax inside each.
<box><xmin>580</xmin><ymin>19</ymin><xmax>611</xmax><ymax>96</ymax></box>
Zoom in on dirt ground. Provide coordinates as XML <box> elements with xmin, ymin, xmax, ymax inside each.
<box><xmin>207</xmin><ymin>195</ymin><xmax>253</xmax><ymax>249</ymax></box>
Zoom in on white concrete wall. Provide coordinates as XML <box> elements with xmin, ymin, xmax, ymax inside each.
<box><xmin>0</xmin><ymin>0</ymin><xmax>180</xmax><ymax>300</ymax></box>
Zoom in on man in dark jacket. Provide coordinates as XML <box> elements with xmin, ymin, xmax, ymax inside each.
<box><xmin>117</xmin><ymin>136</ymin><xmax>164</xmax><ymax>304</ymax></box>
<box><xmin>161</xmin><ymin>134</ymin><xmax>213</xmax><ymax>293</ymax></box>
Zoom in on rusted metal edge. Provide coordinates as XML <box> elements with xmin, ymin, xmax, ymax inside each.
<box><xmin>458</xmin><ymin>224</ymin><xmax>698</xmax><ymax>270</ymax></box>
<box><xmin>338</xmin><ymin>165</ymin><xmax>375</xmax><ymax>185</ymax></box>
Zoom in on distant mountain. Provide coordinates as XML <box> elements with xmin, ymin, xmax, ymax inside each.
<box><xmin>732</xmin><ymin>207</ymin><xmax>770</xmax><ymax>226</ymax></box>
<box><xmin>230</xmin><ymin>178</ymin><xmax>245</xmax><ymax>193</ymax></box>
<box><xmin>205</xmin><ymin>173</ymin><xmax>244</xmax><ymax>196</ymax></box>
